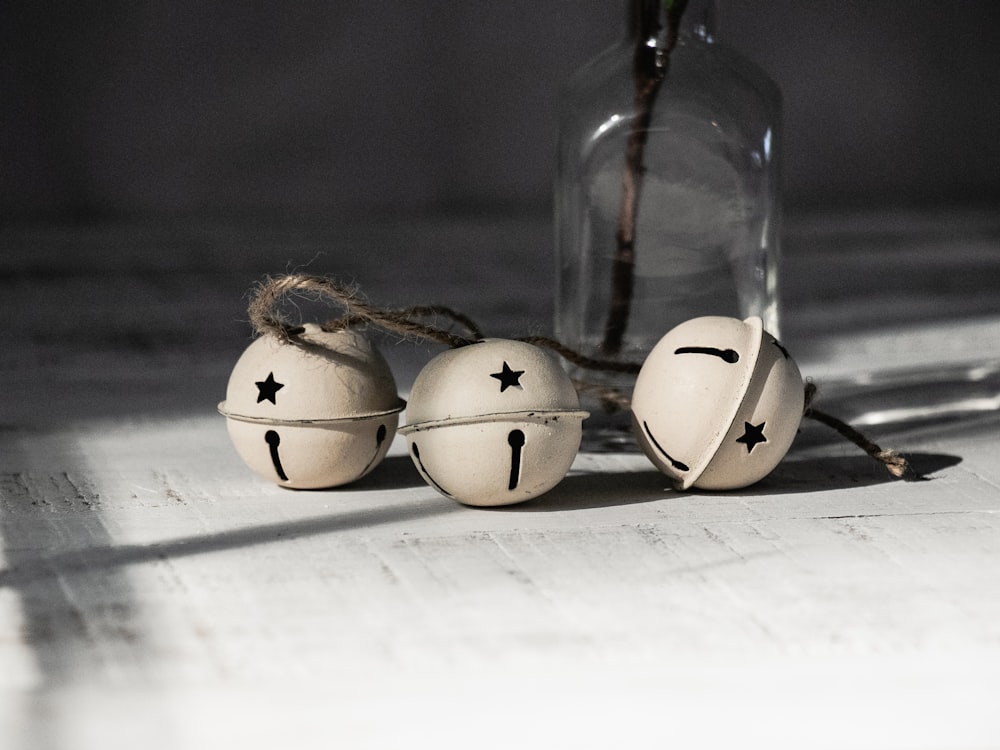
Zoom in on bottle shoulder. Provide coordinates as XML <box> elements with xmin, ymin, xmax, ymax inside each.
<box><xmin>562</xmin><ymin>36</ymin><xmax>780</xmax><ymax>109</ymax></box>
<box><xmin>680</xmin><ymin>38</ymin><xmax>781</xmax><ymax>108</ymax></box>
<box><xmin>558</xmin><ymin>35</ymin><xmax>780</xmax><ymax>144</ymax></box>
<box><xmin>562</xmin><ymin>41</ymin><xmax>634</xmax><ymax>99</ymax></box>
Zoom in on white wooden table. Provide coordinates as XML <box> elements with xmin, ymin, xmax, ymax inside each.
<box><xmin>2</xmin><ymin>210</ymin><xmax>999</xmax><ymax>749</ymax></box>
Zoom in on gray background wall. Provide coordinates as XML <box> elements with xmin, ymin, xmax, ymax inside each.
<box><xmin>4</xmin><ymin>1</ymin><xmax>998</xmax><ymax>221</ymax></box>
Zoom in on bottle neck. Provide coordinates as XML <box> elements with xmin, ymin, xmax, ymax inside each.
<box><xmin>626</xmin><ymin>0</ymin><xmax>717</xmax><ymax>45</ymax></box>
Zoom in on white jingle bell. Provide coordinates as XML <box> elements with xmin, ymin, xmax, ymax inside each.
<box><xmin>399</xmin><ymin>339</ymin><xmax>589</xmax><ymax>507</ymax></box>
<box><xmin>218</xmin><ymin>324</ymin><xmax>405</xmax><ymax>489</ymax></box>
<box><xmin>631</xmin><ymin>316</ymin><xmax>803</xmax><ymax>490</ymax></box>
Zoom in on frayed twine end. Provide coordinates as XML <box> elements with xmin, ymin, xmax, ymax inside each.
<box><xmin>877</xmin><ymin>449</ymin><xmax>911</xmax><ymax>479</ymax></box>
<box><xmin>804</xmin><ymin>383</ymin><xmax>914</xmax><ymax>480</ymax></box>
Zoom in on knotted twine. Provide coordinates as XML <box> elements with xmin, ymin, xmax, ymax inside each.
<box><xmin>247</xmin><ymin>273</ymin><xmax>912</xmax><ymax>480</ymax></box>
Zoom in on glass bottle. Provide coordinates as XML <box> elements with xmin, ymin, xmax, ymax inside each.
<box><xmin>554</xmin><ymin>0</ymin><xmax>782</xmax><ymax>449</ymax></box>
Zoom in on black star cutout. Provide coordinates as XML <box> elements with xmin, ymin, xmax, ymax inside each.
<box><xmin>772</xmin><ymin>338</ymin><xmax>790</xmax><ymax>359</ymax></box>
<box><xmin>255</xmin><ymin>372</ymin><xmax>284</xmax><ymax>404</ymax></box>
<box><xmin>490</xmin><ymin>361</ymin><xmax>524</xmax><ymax>392</ymax></box>
<box><xmin>736</xmin><ymin>421</ymin><xmax>767</xmax><ymax>453</ymax></box>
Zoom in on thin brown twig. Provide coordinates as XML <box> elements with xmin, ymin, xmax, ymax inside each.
<box><xmin>603</xmin><ymin>0</ymin><xmax>688</xmax><ymax>356</ymax></box>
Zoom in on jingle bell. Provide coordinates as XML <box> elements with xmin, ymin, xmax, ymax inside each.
<box><xmin>399</xmin><ymin>339</ymin><xmax>589</xmax><ymax>506</ymax></box>
<box><xmin>218</xmin><ymin>324</ymin><xmax>405</xmax><ymax>489</ymax></box>
<box><xmin>631</xmin><ymin>316</ymin><xmax>803</xmax><ymax>490</ymax></box>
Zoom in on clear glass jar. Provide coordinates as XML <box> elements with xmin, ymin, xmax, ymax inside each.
<box><xmin>554</xmin><ymin>0</ymin><xmax>782</xmax><ymax>449</ymax></box>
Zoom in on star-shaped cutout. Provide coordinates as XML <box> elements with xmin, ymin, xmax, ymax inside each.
<box><xmin>736</xmin><ymin>421</ymin><xmax>767</xmax><ymax>453</ymax></box>
<box><xmin>490</xmin><ymin>361</ymin><xmax>524</xmax><ymax>392</ymax></box>
<box><xmin>255</xmin><ymin>372</ymin><xmax>285</xmax><ymax>404</ymax></box>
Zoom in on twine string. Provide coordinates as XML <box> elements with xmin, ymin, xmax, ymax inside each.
<box><xmin>248</xmin><ymin>274</ymin><xmax>644</xmax><ymax>371</ymax></box>
<box><xmin>248</xmin><ymin>274</ymin><xmax>482</xmax><ymax>348</ymax></box>
<box><xmin>803</xmin><ymin>382</ymin><xmax>911</xmax><ymax>479</ymax></box>
<box><xmin>247</xmin><ymin>274</ymin><xmax>909</xmax><ymax>480</ymax></box>
<box><xmin>517</xmin><ymin>336</ymin><xmax>642</xmax><ymax>375</ymax></box>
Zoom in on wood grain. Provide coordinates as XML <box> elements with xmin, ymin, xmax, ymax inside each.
<box><xmin>1</xmin><ymin>212</ymin><xmax>999</xmax><ymax>749</ymax></box>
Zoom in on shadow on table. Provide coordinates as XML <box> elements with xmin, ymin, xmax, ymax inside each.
<box><xmin>740</xmin><ymin>451</ymin><xmax>962</xmax><ymax>496</ymax></box>
<box><xmin>345</xmin><ymin>455</ymin><xmax>427</xmax><ymax>492</ymax></box>
<box><xmin>499</xmin><ymin>451</ymin><xmax>963</xmax><ymax>511</ymax></box>
<box><xmin>502</xmin><ymin>469</ymin><xmax>670</xmax><ymax>512</ymax></box>
<box><xmin>0</xmin><ymin>494</ymin><xmax>457</xmax><ymax>590</ymax></box>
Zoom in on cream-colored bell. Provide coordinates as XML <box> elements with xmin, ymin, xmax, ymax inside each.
<box><xmin>218</xmin><ymin>324</ymin><xmax>405</xmax><ymax>489</ymax></box>
<box><xmin>631</xmin><ymin>316</ymin><xmax>803</xmax><ymax>490</ymax></box>
<box><xmin>399</xmin><ymin>339</ymin><xmax>589</xmax><ymax>506</ymax></box>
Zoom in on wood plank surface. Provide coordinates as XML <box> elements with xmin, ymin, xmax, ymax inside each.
<box><xmin>2</xmin><ymin>211</ymin><xmax>999</xmax><ymax>749</ymax></box>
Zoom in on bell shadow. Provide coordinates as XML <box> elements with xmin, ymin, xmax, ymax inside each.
<box><xmin>504</xmin><ymin>451</ymin><xmax>963</xmax><ymax>509</ymax></box>
<box><xmin>332</xmin><ymin>454</ymin><xmax>426</xmax><ymax>492</ymax></box>
<box><xmin>500</xmin><ymin>469</ymin><xmax>672</xmax><ymax>512</ymax></box>
<box><xmin>733</xmin><ymin>451</ymin><xmax>962</xmax><ymax>496</ymax></box>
